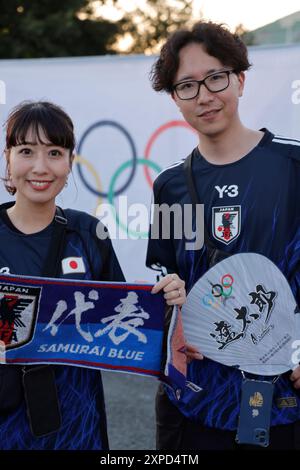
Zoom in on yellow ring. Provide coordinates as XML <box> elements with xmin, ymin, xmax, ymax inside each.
<box><xmin>74</xmin><ymin>154</ymin><xmax>103</xmax><ymax>215</ymax></box>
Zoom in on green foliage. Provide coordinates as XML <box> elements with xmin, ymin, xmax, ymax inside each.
<box><xmin>0</xmin><ymin>0</ymin><xmax>200</xmax><ymax>58</ymax></box>
<box><xmin>234</xmin><ymin>23</ymin><xmax>256</xmax><ymax>46</ymax></box>
<box><xmin>119</xmin><ymin>0</ymin><xmax>195</xmax><ymax>54</ymax></box>
<box><xmin>0</xmin><ymin>0</ymin><xmax>120</xmax><ymax>58</ymax></box>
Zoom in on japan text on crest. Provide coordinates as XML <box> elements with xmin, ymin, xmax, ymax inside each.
<box><xmin>0</xmin><ymin>283</ymin><xmax>41</xmax><ymax>349</ymax></box>
<box><xmin>212</xmin><ymin>206</ymin><xmax>241</xmax><ymax>245</ymax></box>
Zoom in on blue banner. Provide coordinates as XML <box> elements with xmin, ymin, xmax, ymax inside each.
<box><xmin>0</xmin><ymin>274</ymin><xmax>166</xmax><ymax>378</ymax></box>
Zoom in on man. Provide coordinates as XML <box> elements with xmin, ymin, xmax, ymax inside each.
<box><xmin>146</xmin><ymin>21</ymin><xmax>300</xmax><ymax>450</ymax></box>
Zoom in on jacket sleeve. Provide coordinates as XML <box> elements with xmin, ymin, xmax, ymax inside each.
<box><xmin>91</xmin><ymin>221</ymin><xmax>125</xmax><ymax>282</ymax></box>
<box><xmin>98</xmin><ymin>236</ymin><xmax>125</xmax><ymax>282</ymax></box>
<box><xmin>146</xmin><ymin>180</ymin><xmax>178</xmax><ymax>276</ymax></box>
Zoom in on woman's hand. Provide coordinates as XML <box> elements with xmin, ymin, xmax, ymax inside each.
<box><xmin>151</xmin><ymin>273</ymin><xmax>186</xmax><ymax>306</ymax></box>
<box><xmin>290</xmin><ymin>365</ymin><xmax>300</xmax><ymax>389</ymax></box>
<box><xmin>151</xmin><ymin>274</ymin><xmax>204</xmax><ymax>363</ymax></box>
<box><xmin>185</xmin><ymin>343</ymin><xmax>204</xmax><ymax>363</ymax></box>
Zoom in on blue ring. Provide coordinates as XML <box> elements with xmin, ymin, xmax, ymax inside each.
<box><xmin>77</xmin><ymin>120</ymin><xmax>137</xmax><ymax>198</ymax></box>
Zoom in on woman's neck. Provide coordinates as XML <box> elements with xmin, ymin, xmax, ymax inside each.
<box><xmin>7</xmin><ymin>199</ymin><xmax>56</xmax><ymax>234</ymax></box>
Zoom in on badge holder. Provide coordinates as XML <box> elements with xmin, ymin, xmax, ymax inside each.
<box><xmin>23</xmin><ymin>365</ymin><xmax>62</xmax><ymax>437</ymax></box>
<box><xmin>235</xmin><ymin>372</ymin><xmax>277</xmax><ymax>447</ymax></box>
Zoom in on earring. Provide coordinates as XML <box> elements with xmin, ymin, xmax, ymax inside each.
<box><xmin>65</xmin><ymin>179</ymin><xmax>68</xmax><ymax>187</ymax></box>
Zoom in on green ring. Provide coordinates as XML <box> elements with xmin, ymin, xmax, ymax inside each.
<box><xmin>222</xmin><ymin>286</ymin><xmax>233</xmax><ymax>298</ymax></box>
<box><xmin>108</xmin><ymin>158</ymin><xmax>162</xmax><ymax>238</ymax></box>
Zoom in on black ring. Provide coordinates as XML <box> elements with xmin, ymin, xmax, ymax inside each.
<box><xmin>76</xmin><ymin>120</ymin><xmax>137</xmax><ymax>198</ymax></box>
<box><xmin>211</xmin><ymin>283</ymin><xmax>223</xmax><ymax>298</ymax></box>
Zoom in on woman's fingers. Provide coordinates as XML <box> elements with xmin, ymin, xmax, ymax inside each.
<box><xmin>151</xmin><ymin>273</ymin><xmax>185</xmax><ymax>294</ymax></box>
<box><xmin>185</xmin><ymin>343</ymin><xmax>204</xmax><ymax>363</ymax></box>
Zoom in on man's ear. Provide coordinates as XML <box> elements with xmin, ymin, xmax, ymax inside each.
<box><xmin>237</xmin><ymin>71</ymin><xmax>245</xmax><ymax>97</ymax></box>
<box><xmin>171</xmin><ymin>91</ymin><xmax>182</xmax><ymax>111</ymax></box>
<box><xmin>171</xmin><ymin>91</ymin><xmax>178</xmax><ymax>105</ymax></box>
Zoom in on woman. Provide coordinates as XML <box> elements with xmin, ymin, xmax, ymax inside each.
<box><xmin>0</xmin><ymin>100</ymin><xmax>186</xmax><ymax>450</ymax></box>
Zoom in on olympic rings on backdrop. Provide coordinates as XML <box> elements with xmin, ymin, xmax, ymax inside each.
<box><xmin>74</xmin><ymin>154</ymin><xmax>103</xmax><ymax>214</ymax></box>
<box><xmin>144</xmin><ymin>120</ymin><xmax>197</xmax><ymax>188</ymax></box>
<box><xmin>108</xmin><ymin>158</ymin><xmax>162</xmax><ymax>238</ymax></box>
<box><xmin>76</xmin><ymin>119</ymin><xmax>196</xmax><ymax>234</ymax></box>
<box><xmin>77</xmin><ymin>121</ymin><xmax>137</xmax><ymax>198</ymax></box>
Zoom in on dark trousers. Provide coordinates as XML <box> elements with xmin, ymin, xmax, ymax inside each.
<box><xmin>156</xmin><ymin>384</ymin><xmax>300</xmax><ymax>450</ymax></box>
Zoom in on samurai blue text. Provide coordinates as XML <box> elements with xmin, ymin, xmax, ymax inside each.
<box><xmin>38</xmin><ymin>343</ymin><xmax>144</xmax><ymax>361</ymax></box>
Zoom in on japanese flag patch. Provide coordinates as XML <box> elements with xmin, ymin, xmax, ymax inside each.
<box><xmin>62</xmin><ymin>257</ymin><xmax>86</xmax><ymax>274</ymax></box>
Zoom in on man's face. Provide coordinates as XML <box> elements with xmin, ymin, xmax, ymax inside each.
<box><xmin>172</xmin><ymin>42</ymin><xmax>245</xmax><ymax>139</ymax></box>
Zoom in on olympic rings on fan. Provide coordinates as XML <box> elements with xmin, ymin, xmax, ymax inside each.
<box><xmin>202</xmin><ymin>274</ymin><xmax>235</xmax><ymax>309</ymax></box>
<box><xmin>221</xmin><ymin>273</ymin><xmax>234</xmax><ymax>287</ymax></box>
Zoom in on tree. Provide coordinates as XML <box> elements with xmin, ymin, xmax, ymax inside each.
<box><xmin>0</xmin><ymin>0</ymin><xmax>121</xmax><ymax>58</ymax></box>
<box><xmin>234</xmin><ymin>23</ymin><xmax>256</xmax><ymax>46</ymax></box>
<box><xmin>0</xmin><ymin>0</ymin><xmax>198</xmax><ymax>58</ymax></box>
<box><xmin>109</xmin><ymin>0</ymin><xmax>195</xmax><ymax>54</ymax></box>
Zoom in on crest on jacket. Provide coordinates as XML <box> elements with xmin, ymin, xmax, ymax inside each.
<box><xmin>212</xmin><ymin>206</ymin><xmax>241</xmax><ymax>245</ymax></box>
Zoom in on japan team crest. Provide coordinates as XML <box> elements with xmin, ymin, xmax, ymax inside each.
<box><xmin>0</xmin><ymin>283</ymin><xmax>41</xmax><ymax>350</ymax></box>
<box><xmin>212</xmin><ymin>206</ymin><xmax>241</xmax><ymax>245</ymax></box>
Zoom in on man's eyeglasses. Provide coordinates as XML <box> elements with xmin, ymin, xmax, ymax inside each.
<box><xmin>173</xmin><ymin>70</ymin><xmax>235</xmax><ymax>100</ymax></box>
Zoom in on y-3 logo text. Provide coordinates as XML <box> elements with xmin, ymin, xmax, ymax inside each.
<box><xmin>215</xmin><ymin>185</ymin><xmax>239</xmax><ymax>198</ymax></box>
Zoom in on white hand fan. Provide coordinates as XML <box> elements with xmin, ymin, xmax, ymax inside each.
<box><xmin>182</xmin><ymin>253</ymin><xmax>300</xmax><ymax>375</ymax></box>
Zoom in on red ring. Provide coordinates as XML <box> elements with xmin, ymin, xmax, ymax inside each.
<box><xmin>221</xmin><ymin>273</ymin><xmax>234</xmax><ymax>287</ymax></box>
<box><xmin>143</xmin><ymin>120</ymin><xmax>197</xmax><ymax>188</ymax></box>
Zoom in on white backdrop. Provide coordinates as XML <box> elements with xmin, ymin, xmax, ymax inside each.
<box><xmin>0</xmin><ymin>44</ymin><xmax>299</xmax><ymax>282</ymax></box>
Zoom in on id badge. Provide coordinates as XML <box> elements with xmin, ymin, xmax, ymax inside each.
<box><xmin>236</xmin><ymin>379</ymin><xmax>274</xmax><ymax>447</ymax></box>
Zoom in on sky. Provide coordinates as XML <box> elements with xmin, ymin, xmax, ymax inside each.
<box><xmin>193</xmin><ymin>0</ymin><xmax>300</xmax><ymax>31</ymax></box>
<box><xmin>96</xmin><ymin>0</ymin><xmax>300</xmax><ymax>32</ymax></box>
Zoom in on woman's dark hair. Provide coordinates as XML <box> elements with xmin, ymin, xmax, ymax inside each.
<box><xmin>150</xmin><ymin>21</ymin><xmax>251</xmax><ymax>93</ymax></box>
<box><xmin>3</xmin><ymin>100</ymin><xmax>75</xmax><ymax>195</ymax></box>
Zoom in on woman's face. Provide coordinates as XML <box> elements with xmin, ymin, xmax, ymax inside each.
<box><xmin>7</xmin><ymin>127</ymin><xmax>72</xmax><ymax>207</ymax></box>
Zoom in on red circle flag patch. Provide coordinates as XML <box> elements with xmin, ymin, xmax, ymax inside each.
<box><xmin>62</xmin><ymin>257</ymin><xmax>85</xmax><ymax>274</ymax></box>
<box><xmin>69</xmin><ymin>260</ymin><xmax>78</xmax><ymax>270</ymax></box>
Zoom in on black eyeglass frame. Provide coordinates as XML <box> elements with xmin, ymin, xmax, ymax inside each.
<box><xmin>173</xmin><ymin>69</ymin><xmax>236</xmax><ymax>100</ymax></box>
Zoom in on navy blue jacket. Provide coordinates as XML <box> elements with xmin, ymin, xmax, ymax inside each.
<box><xmin>0</xmin><ymin>204</ymin><xmax>124</xmax><ymax>449</ymax></box>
